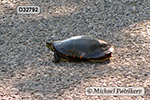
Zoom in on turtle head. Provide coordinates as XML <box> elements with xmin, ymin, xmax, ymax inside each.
<box><xmin>46</xmin><ymin>39</ymin><xmax>55</xmax><ymax>52</ymax></box>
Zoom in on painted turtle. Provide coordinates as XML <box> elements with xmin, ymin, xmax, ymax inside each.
<box><xmin>46</xmin><ymin>35</ymin><xmax>114</xmax><ymax>63</ymax></box>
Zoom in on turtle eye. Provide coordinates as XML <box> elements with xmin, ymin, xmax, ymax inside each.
<box><xmin>46</xmin><ymin>43</ymin><xmax>55</xmax><ymax>52</ymax></box>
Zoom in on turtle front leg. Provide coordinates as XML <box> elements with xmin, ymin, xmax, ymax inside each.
<box><xmin>53</xmin><ymin>52</ymin><xmax>60</xmax><ymax>63</ymax></box>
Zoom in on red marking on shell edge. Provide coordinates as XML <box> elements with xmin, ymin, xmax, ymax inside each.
<box><xmin>79</xmin><ymin>56</ymin><xmax>82</xmax><ymax>59</ymax></box>
<box><xmin>73</xmin><ymin>55</ymin><xmax>75</xmax><ymax>58</ymax></box>
<box><xmin>104</xmin><ymin>55</ymin><xmax>108</xmax><ymax>57</ymax></box>
<box><xmin>66</xmin><ymin>54</ymin><xmax>68</xmax><ymax>56</ymax></box>
<box><xmin>87</xmin><ymin>57</ymin><xmax>90</xmax><ymax>59</ymax></box>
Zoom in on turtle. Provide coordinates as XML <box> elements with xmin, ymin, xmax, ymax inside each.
<box><xmin>46</xmin><ymin>35</ymin><xmax>114</xmax><ymax>63</ymax></box>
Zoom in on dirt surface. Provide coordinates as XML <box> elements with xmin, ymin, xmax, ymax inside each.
<box><xmin>0</xmin><ymin>0</ymin><xmax>150</xmax><ymax>99</ymax></box>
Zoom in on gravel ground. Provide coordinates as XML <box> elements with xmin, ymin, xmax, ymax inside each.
<box><xmin>0</xmin><ymin>0</ymin><xmax>150</xmax><ymax>99</ymax></box>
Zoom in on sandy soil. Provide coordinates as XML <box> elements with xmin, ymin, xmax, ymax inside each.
<box><xmin>0</xmin><ymin>0</ymin><xmax>150</xmax><ymax>99</ymax></box>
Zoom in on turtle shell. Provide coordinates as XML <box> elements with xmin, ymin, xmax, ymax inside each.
<box><xmin>52</xmin><ymin>36</ymin><xmax>114</xmax><ymax>61</ymax></box>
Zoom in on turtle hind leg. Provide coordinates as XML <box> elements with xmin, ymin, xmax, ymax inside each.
<box><xmin>53</xmin><ymin>52</ymin><xmax>60</xmax><ymax>63</ymax></box>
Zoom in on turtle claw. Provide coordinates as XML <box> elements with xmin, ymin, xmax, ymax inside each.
<box><xmin>52</xmin><ymin>60</ymin><xmax>59</xmax><ymax>63</ymax></box>
<box><xmin>53</xmin><ymin>52</ymin><xmax>60</xmax><ymax>63</ymax></box>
